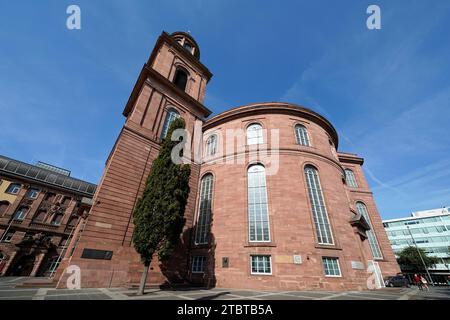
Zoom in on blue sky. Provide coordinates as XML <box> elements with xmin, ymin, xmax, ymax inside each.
<box><xmin>0</xmin><ymin>1</ymin><xmax>449</xmax><ymax>219</ymax></box>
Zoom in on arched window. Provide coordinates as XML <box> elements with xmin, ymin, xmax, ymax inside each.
<box><xmin>295</xmin><ymin>124</ymin><xmax>311</xmax><ymax>146</ymax></box>
<box><xmin>160</xmin><ymin>108</ymin><xmax>180</xmax><ymax>140</ymax></box>
<box><xmin>173</xmin><ymin>68</ymin><xmax>188</xmax><ymax>91</ymax></box>
<box><xmin>304</xmin><ymin>165</ymin><xmax>334</xmax><ymax>244</ymax></box>
<box><xmin>248</xmin><ymin>165</ymin><xmax>270</xmax><ymax>242</ymax></box>
<box><xmin>195</xmin><ymin>174</ymin><xmax>214</xmax><ymax>244</ymax></box>
<box><xmin>247</xmin><ymin>123</ymin><xmax>263</xmax><ymax>145</ymax></box>
<box><xmin>356</xmin><ymin>202</ymin><xmax>383</xmax><ymax>259</ymax></box>
<box><xmin>14</xmin><ymin>206</ymin><xmax>29</xmax><ymax>221</ymax></box>
<box><xmin>205</xmin><ymin>135</ymin><xmax>217</xmax><ymax>157</ymax></box>
<box><xmin>0</xmin><ymin>201</ymin><xmax>9</xmax><ymax>216</ymax></box>
<box><xmin>345</xmin><ymin>169</ymin><xmax>358</xmax><ymax>188</ymax></box>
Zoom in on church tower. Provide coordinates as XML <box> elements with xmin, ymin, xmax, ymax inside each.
<box><xmin>56</xmin><ymin>31</ymin><xmax>213</xmax><ymax>288</ymax></box>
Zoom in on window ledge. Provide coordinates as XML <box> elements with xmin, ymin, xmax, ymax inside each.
<box><xmin>315</xmin><ymin>244</ymin><xmax>342</xmax><ymax>250</ymax></box>
<box><xmin>244</xmin><ymin>242</ymin><xmax>277</xmax><ymax>248</ymax></box>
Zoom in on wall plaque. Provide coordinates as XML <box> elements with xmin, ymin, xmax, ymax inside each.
<box><xmin>293</xmin><ymin>255</ymin><xmax>302</xmax><ymax>264</ymax></box>
<box><xmin>351</xmin><ymin>261</ymin><xmax>365</xmax><ymax>270</ymax></box>
<box><xmin>81</xmin><ymin>249</ymin><xmax>113</xmax><ymax>260</ymax></box>
<box><xmin>222</xmin><ymin>257</ymin><xmax>229</xmax><ymax>268</ymax></box>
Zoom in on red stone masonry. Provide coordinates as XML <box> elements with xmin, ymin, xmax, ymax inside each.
<box><xmin>56</xmin><ymin>31</ymin><xmax>400</xmax><ymax>290</ymax></box>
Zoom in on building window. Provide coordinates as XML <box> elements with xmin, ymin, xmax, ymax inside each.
<box><xmin>251</xmin><ymin>255</ymin><xmax>272</xmax><ymax>275</ymax></box>
<box><xmin>3</xmin><ymin>231</ymin><xmax>15</xmax><ymax>242</ymax></box>
<box><xmin>192</xmin><ymin>256</ymin><xmax>207</xmax><ymax>273</ymax></box>
<box><xmin>205</xmin><ymin>135</ymin><xmax>217</xmax><ymax>157</ymax></box>
<box><xmin>33</xmin><ymin>210</ymin><xmax>47</xmax><ymax>222</ymax></box>
<box><xmin>248</xmin><ymin>165</ymin><xmax>270</xmax><ymax>242</ymax></box>
<box><xmin>304</xmin><ymin>165</ymin><xmax>334</xmax><ymax>245</ymax></box>
<box><xmin>345</xmin><ymin>169</ymin><xmax>358</xmax><ymax>188</ymax></box>
<box><xmin>247</xmin><ymin>123</ymin><xmax>263</xmax><ymax>145</ymax></box>
<box><xmin>173</xmin><ymin>68</ymin><xmax>188</xmax><ymax>91</ymax></box>
<box><xmin>51</xmin><ymin>213</ymin><xmax>63</xmax><ymax>226</ymax></box>
<box><xmin>14</xmin><ymin>207</ymin><xmax>28</xmax><ymax>221</ymax></box>
<box><xmin>45</xmin><ymin>193</ymin><xmax>56</xmax><ymax>202</ymax></box>
<box><xmin>26</xmin><ymin>188</ymin><xmax>40</xmax><ymax>199</ymax></box>
<box><xmin>5</xmin><ymin>183</ymin><xmax>21</xmax><ymax>195</ymax></box>
<box><xmin>160</xmin><ymin>108</ymin><xmax>180</xmax><ymax>140</ymax></box>
<box><xmin>322</xmin><ymin>257</ymin><xmax>342</xmax><ymax>277</ymax></box>
<box><xmin>194</xmin><ymin>174</ymin><xmax>214</xmax><ymax>244</ymax></box>
<box><xmin>183</xmin><ymin>42</ymin><xmax>193</xmax><ymax>53</ymax></box>
<box><xmin>356</xmin><ymin>202</ymin><xmax>383</xmax><ymax>259</ymax></box>
<box><xmin>0</xmin><ymin>201</ymin><xmax>9</xmax><ymax>216</ymax></box>
<box><xmin>295</xmin><ymin>124</ymin><xmax>311</xmax><ymax>146</ymax></box>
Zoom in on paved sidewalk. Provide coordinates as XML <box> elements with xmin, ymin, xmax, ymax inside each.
<box><xmin>1</xmin><ymin>277</ymin><xmax>449</xmax><ymax>300</ymax></box>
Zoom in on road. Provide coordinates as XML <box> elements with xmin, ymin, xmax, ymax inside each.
<box><xmin>0</xmin><ymin>277</ymin><xmax>449</xmax><ymax>300</ymax></box>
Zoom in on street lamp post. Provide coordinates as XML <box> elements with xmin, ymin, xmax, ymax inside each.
<box><xmin>406</xmin><ymin>226</ymin><xmax>434</xmax><ymax>286</ymax></box>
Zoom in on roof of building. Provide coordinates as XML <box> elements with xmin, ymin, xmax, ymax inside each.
<box><xmin>0</xmin><ymin>155</ymin><xmax>97</xmax><ymax>197</ymax></box>
<box><xmin>203</xmin><ymin>102</ymin><xmax>340</xmax><ymax>148</ymax></box>
<box><xmin>383</xmin><ymin>207</ymin><xmax>450</xmax><ymax>223</ymax></box>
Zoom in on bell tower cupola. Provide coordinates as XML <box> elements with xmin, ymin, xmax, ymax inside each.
<box><xmin>122</xmin><ymin>30</ymin><xmax>213</xmax><ymax>142</ymax></box>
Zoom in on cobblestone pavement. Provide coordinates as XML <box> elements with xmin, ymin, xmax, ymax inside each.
<box><xmin>1</xmin><ymin>277</ymin><xmax>449</xmax><ymax>300</ymax></box>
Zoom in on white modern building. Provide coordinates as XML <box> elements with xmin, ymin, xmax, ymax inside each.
<box><xmin>383</xmin><ymin>207</ymin><xmax>450</xmax><ymax>284</ymax></box>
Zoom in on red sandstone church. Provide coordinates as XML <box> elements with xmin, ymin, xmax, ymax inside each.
<box><xmin>56</xmin><ymin>31</ymin><xmax>400</xmax><ymax>291</ymax></box>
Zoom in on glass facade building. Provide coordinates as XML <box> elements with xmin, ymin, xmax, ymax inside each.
<box><xmin>383</xmin><ymin>207</ymin><xmax>450</xmax><ymax>284</ymax></box>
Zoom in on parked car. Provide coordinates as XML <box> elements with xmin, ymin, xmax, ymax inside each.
<box><xmin>384</xmin><ymin>275</ymin><xmax>410</xmax><ymax>287</ymax></box>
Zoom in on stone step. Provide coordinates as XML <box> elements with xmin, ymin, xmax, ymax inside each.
<box><xmin>15</xmin><ymin>277</ymin><xmax>57</xmax><ymax>288</ymax></box>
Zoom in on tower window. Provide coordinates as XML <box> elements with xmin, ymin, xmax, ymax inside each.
<box><xmin>183</xmin><ymin>42</ymin><xmax>193</xmax><ymax>53</ymax></box>
<box><xmin>173</xmin><ymin>69</ymin><xmax>188</xmax><ymax>92</ymax></box>
<box><xmin>248</xmin><ymin>165</ymin><xmax>270</xmax><ymax>242</ymax></box>
<box><xmin>304</xmin><ymin>165</ymin><xmax>334</xmax><ymax>245</ymax></box>
<box><xmin>295</xmin><ymin>124</ymin><xmax>311</xmax><ymax>146</ymax></box>
<box><xmin>247</xmin><ymin>123</ymin><xmax>264</xmax><ymax>145</ymax></box>
<box><xmin>160</xmin><ymin>108</ymin><xmax>180</xmax><ymax>140</ymax></box>
<box><xmin>345</xmin><ymin>169</ymin><xmax>358</xmax><ymax>188</ymax></box>
<box><xmin>194</xmin><ymin>174</ymin><xmax>214</xmax><ymax>244</ymax></box>
<box><xmin>356</xmin><ymin>202</ymin><xmax>383</xmax><ymax>259</ymax></box>
<box><xmin>5</xmin><ymin>183</ymin><xmax>21</xmax><ymax>195</ymax></box>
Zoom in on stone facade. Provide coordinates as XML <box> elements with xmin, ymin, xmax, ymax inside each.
<box><xmin>55</xmin><ymin>31</ymin><xmax>400</xmax><ymax>291</ymax></box>
<box><xmin>0</xmin><ymin>156</ymin><xmax>95</xmax><ymax>277</ymax></box>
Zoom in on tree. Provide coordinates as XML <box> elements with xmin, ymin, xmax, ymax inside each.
<box><xmin>132</xmin><ymin>117</ymin><xmax>191</xmax><ymax>295</ymax></box>
<box><xmin>396</xmin><ymin>246</ymin><xmax>439</xmax><ymax>272</ymax></box>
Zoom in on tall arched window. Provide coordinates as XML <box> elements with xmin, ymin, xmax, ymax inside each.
<box><xmin>295</xmin><ymin>124</ymin><xmax>311</xmax><ymax>146</ymax></box>
<box><xmin>345</xmin><ymin>169</ymin><xmax>358</xmax><ymax>188</ymax></box>
<box><xmin>248</xmin><ymin>164</ymin><xmax>270</xmax><ymax>242</ymax></box>
<box><xmin>205</xmin><ymin>135</ymin><xmax>217</xmax><ymax>157</ymax></box>
<box><xmin>247</xmin><ymin>123</ymin><xmax>263</xmax><ymax>145</ymax></box>
<box><xmin>160</xmin><ymin>108</ymin><xmax>180</xmax><ymax>139</ymax></box>
<box><xmin>173</xmin><ymin>68</ymin><xmax>188</xmax><ymax>91</ymax></box>
<box><xmin>195</xmin><ymin>174</ymin><xmax>214</xmax><ymax>244</ymax></box>
<box><xmin>356</xmin><ymin>202</ymin><xmax>383</xmax><ymax>259</ymax></box>
<box><xmin>304</xmin><ymin>165</ymin><xmax>334</xmax><ymax>245</ymax></box>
